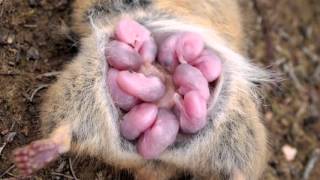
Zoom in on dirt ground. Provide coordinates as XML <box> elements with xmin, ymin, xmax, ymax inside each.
<box><xmin>0</xmin><ymin>0</ymin><xmax>319</xmax><ymax>179</ymax></box>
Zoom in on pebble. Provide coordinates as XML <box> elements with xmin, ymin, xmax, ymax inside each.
<box><xmin>27</xmin><ymin>47</ymin><xmax>40</xmax><ymax>60</ymax></box>
<box><xmin>282</xmin><ymin>144</ymin><xmax>297</xmax><ymax>161</ymax></box>
<box><xmin>28</xmin><ymin>0</ymin><xmax>40</xmax><ymax>7</ymax></box>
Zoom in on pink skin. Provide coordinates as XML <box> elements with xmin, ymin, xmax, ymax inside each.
<box><xmin>175</xmin><ymin>32</ymin><xmax>204</xmax><ymax>64</ymax></box>
<box><xmin>138</xmin><ymin>108</ymin><xmax>179</xmax><ymax>159</ymax></box>
<box><xmin>106</xmin><ymin>41</ymin><xmax>143</xmax><ymax>70</ymax></box>
<box><xmin>157</xmin><ymin>32</ymin><xmax>204</xmax><ymax>72</ymax></box>
<box><xmin>107</xmin><ymin>68</ymin><xmax>140</xmax><ymax>110</ymax></box>
<box><xmin>173</xmin><ymin>64</ymin><xmax>210</xmax><ymax>100</ymax></box>
<box><xmin>115</xmin><ymin>18</ymin><xmax>157</xmax><ymax>63</ymax></box>
<box><xmin>105</xmin><ymin>18</ymin><xmax>222</xmax><ymax>159</ymax></box>
<box><xmin>13</xmin><ymin>140</ymin><xmax>60</xmax><ymax>176</ymax></box>
<box><xmin>117</xmin><ymin>71</ymin><xmax>166</xmax><ymax>102</ymax></box>
<box><xmin>193</xmin><ymin>50</ymin><xmax>222</xmax><ymax>82</ymax></box>
<box><xmin>120</xmin><ymin>103</ymin><xmax>158</xmax><ymax>140</ymax></box>
<box><xmin>115</xmin><ymin>18</ymin><xmax>150</xmax><ymax>51</ymax></box>
<box><xmin>175</xmin><ymin>91</ymin><xmax>207</xmax><ymax>133</ymax></box>
<box><xmin>139</xmin><ymin>37</ymin><xmax>158</xmax><ymax>63</ymax></box>
<box><xmin>157</xmin><ymin>34</ymin><xmax>180</xmax><ymax>72</ymax></box>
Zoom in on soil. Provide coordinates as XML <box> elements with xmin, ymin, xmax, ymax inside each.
<box><xmin>0</xmin><ymin>0</ymin><xmax>319</xmax><ymax>179</ymax></box>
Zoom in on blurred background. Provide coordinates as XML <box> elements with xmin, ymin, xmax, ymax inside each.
<box><xmin>0</xmin><ymin>0</ymin><xmax>319</xmax><ymax>179</ymax></box>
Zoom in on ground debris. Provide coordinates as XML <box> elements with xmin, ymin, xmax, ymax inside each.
<box><xmin>26</xmin><ymin>47</ymin><xmax>40</xmax><ymax>61</ymax></box>
<box><xmin>303</xmin><ymin>149</ymin><xmax>320</xmax><ymax>180</ymax></box>
<box><xmin>28</xmin><ymin>0</ymin><xmax>40</xmax><ymax>7</ymax></box>
<box><xmin>0</xmin><ymin>132</ymin><xmax>16</xmax><ymax>155</ymax></box>
<box><xmin>282</xmin><ymin>144</ymin><xmax>298</xmax><ymax>162</ymax></box>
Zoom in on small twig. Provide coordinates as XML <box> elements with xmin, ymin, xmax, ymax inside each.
<box><xmin>0</xmin><ymin>0</ymin><xmax>4</xmax><ymax>17</ymax></box>
<box><xmin>0</xmin><ymin>165</ymin><xmax>15</xmax><ymax>178</ymax></box>
<box><xmin>9</xmin><ymin>121</ymin><xmax>16</xmax><ymax>131</ymax></box>
<box><xmin>313</xmin><ymin>64</ymin><xmax>320</xmax><ymax>82</ymax></box>
<box><xmin>302</xmin><ymin>47</ymin><xmax>319</xmax><ymax>62</ymax></box>
<box><xmin>36</xmin><ymin>71</ymin><xmax>60</xmax><ymax>79</ymax></box>
<box><xmin>28</xmin><ymin>84</ymin><xmax>49</xmax><ymax>102</ymax></box>
<box><xmin>6</xmin><ymin>172</ymin><xmax>18</xmax><ymax>178</ymax></box>
<box><xmin>285</xmin><ymin>63</ymin><xmax>304</xmax><ymax>91</ymax></box>
<box><xmin>252</xmin><ymin>0</ymin><xmax>274</xmax><ymax>60</ymax></box>
<box><xmin>69</xmin><ymin>158</ymin><xmax>79</xmax><ymax>180</ymax></box>
<box><xmin>0</xmin><ymin>132</ymin><xmax>16</xmax><ymax>155</ymax></box>
<box><xmin>0</xmin><ymin>72</ymin><xmax>20</xmax><ymax>76</ymax></box>
<box><xmin>23</xmin><ymin>24</ymin><xmax>37</xmax><ymax>28</ymax></box>
<box><xmin>0</xmin><ymin>143</ymin><xmax>7</xmax><ymax>154</ymax></box>
<box><xmin>51</xmin><ymin>172</ymin><xmax>74</xmax><ymax>179</ymax></box>
<box><xmin>0</xmin><ymin>122</ymin><xmax>17</xmax><ymax>155</ymax></box>
<box><xmin>303</xmin><ymin>148</ymin><xmax>320</xmax><ymax>180</ymax></box>
<box><xmin>7</xmin><ymin>172</ymin><xmax>19</xmax><ymax>179</ymax></box>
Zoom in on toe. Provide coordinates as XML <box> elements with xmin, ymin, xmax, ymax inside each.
<box><xmin>14</xmin><ymin>155</ymin><xmax>29</xmax><ymax>163</ymax></box>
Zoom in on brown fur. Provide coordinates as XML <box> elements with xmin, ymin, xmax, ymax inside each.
<box><xmin>35</xmin><ymin>0</ymin><xmax>270</xmax><ymax>179</ymax></box>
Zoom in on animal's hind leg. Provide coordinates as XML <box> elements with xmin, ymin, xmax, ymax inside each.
<box><xmin>13</xmin><ymin>123</ymin><xmax>72</xmax><ymax>176</ymax></box>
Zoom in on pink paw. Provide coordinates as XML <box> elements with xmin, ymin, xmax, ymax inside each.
<box><xmin>13</xmin><ymin>139</ymin><xmax>60</xmax><ymax>176</ymax></box>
